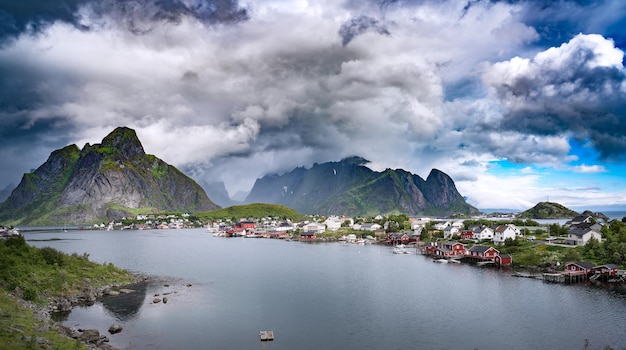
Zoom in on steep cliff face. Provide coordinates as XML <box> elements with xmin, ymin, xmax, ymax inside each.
<box><xmin>245</xmin><ymin>157</ymin><xmax>478</xmax><ymax>216</ymax></box>
<box><xmin>0</xmin><ymin>127</ymin><xmax>219</xmax><ymax>225</ymax></box>
<box><xmin>2</xmin><ymin>145</ymin><xmax>80</xmax><ymax>211</ymax></box>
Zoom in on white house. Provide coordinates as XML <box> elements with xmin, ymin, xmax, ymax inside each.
<box><xmin>471</xmin><ymin>226</ymin><xmax>494</xmax><ymax>240</ymax></box>
<box><xmin>565</xmin><ymin>227</ymin><xmax>602</xmax><ymax>245</ymax></box>
<box><xmin>303</xmin><ymin>222</ymin><xmax>326</xmax><ymax>234</ymax></box>
<box><xmin>273</xmin><ymin>221</ymin><xmax>295</xmax><ymax>232</ymax></box>
<box><xmin>324</xmin><ymin>216</ymin><xmax>344</xmax><ymax>231</ymax></box>
<box><xmin>443</xmin><ymin>226</ymin><xmax>460</xmax><ymax>239</ymax></box>
<box><xmin>361</xmin><ymin>223</ymin><xmax>382</xmax><ymax>232</ymax></box>
<box><xmin>451</xmin><ymin>221</ymin><xmax>464</xmax><ymax>229</ymax></box>
<box><xmin>492</xmin><ymin>224</ymin><xmax>519</xmax><ymax>244</ymax></box>
<box><xmin>433</xmin><ymin>221</ymin><xmax>450</xmax><ymax>230</ymax></box>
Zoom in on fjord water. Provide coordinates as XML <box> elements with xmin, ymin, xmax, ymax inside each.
<box><xmin>26</xmin><ymin>229</ymin><xmax>626</xmax><ymax>350</ymax></box>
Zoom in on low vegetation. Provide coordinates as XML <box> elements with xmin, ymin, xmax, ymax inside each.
<box><xmin>0</xmin><ymin>292</ymin><xmax>87</xmax><ymax>350</ymax></box>
<box><xmin>0</xmin><ymin>235</ymin><xmax>136</xmax><ymax>349</ymax></box>
<box><xmin>197</xmin><ymin>203</ymin><xmax>305</xmax><ymax>222</ymax></box>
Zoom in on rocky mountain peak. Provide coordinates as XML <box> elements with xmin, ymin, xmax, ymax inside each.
<box><xmin>0</xmin><ymin>126</ymin><xmax>219</xmax><ymax>225</ymax></box>
<box><xmin>101</xmin><ymin>126</ymin><xmax>145</xmax><ymax>158</ymax></box>
<box><xmin>246</xmin><ymin>157</ymin><xmax>478</xmax><ymax>216</ymax></box>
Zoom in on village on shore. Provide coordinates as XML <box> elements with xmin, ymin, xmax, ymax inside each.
<box><xmin>7</xmin><ymin>209</ymin><xmax>620</xmax><ymax>286</ymax></box>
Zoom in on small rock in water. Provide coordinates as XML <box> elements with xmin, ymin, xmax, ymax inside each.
<box><xmin>186</xmin><ymin>283</ymin><xmax>192</xmax><ymax>287</ymax></box>
<box><xmin>153</xmin><ymin>298</ymin><xmax>162</xmax><ymax>304</ymax></box>
<box><xmin>163</xmin><ymin>297</ymin><xmax>168</xmax><ymax>304</ymax></box>
<box><xmin>108</xmin><ymin>324</ymin><xmax>123</xmax><ymax>334</ymax></box>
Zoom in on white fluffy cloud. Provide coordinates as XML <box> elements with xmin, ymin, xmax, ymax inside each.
<box><xmin>2</xmin><ymin>0</ymin><xmax>626</xmax><ymax>209</ymax></box>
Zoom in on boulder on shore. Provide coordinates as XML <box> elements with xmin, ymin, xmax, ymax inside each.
<box><xmin>79</xmin><ymin>329</ymin><xmax>100</xmax><ymax>343</ymax></box>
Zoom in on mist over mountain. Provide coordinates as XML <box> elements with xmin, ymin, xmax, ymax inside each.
<box><xmin>245</xmin><ymin>156</ymin><xmax>479</xmax><ymax>217</ymax></box>
<box><xmin>0</xmin><ymin>127</ymin><xmax>219</xmax><ymax>225</ymax></box>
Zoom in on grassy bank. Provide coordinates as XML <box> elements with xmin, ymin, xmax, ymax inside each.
<box><xmin>0</xmin><ymin>292</ymin><xmax>85</xmax><ymax>350</ymax></box>
<box><xmin>0</xmin><ymin>235</ymin><xmax>137</xmax><ymax>349</ymax></box>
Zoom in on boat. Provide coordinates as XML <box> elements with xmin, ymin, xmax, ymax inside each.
<box><xmin>393</xmin><ymin>247</ymin><xmax>409</xmax><ymax>254</ymax></box>
<box><xmin>245</xmin><ymin>234</ymin><xmax>263</xmax><ymax>238</ymax></box>
<box><xmin>434</xmin><ymin>258</ymin><xmax>449</xmax><ymax>263</ymax></box>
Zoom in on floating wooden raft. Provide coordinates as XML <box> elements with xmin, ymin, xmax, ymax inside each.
<box><xmin>259</xmin><ymin>330</ymin><xmax>274</xmax><ymax>341</ymax></box>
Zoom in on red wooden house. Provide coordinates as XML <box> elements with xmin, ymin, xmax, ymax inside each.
<box><xmin>236</xmin><ymin>221</ymin><xmax>255</xmax><ymax>230</ymax></box>
<box><xmin>460</xmin><ymin>230</ymin><xmax>474</xmax><ymax>240</ymax></box>
<box><xmin>467</xmin><ymin>245</ymin><xmax>499</xmax><ymax>259</ymax></box>
<box><xmin>423</xmin><ymin>242</ymin><xmax>438</xmax><ymax>255</ymax></box>
<box><xmin>388</xmin><ymin>232</ymin><xmax>410</xmax><ymax>245</ymax></box>
<box><xmin>301</xmin><ymin>231</ymin><xmax>317</xmax><ymax>240</ymax></box>
<box><xmin>494</xmin><ymin>254</ymin><xmax>512</xmax><ymax>266</ymax></box>
<box><xmin>442</xmin><ymin>241</ymin><xmax>466</xmax><ymax>256</ymax></box>
<box><xmin>591</xmin><ymin>264</ymin><xmax>618</xmax><ymax>276</ymax></box>
<box><xmin>564</xmin><ymin>262</ymin><xmax>595</xmax><ymax>275</ymax></box>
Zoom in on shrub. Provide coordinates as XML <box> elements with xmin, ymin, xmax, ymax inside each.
<box><xmin>40</xmin><ymin>247</ymin><xmax>65</xmax><ymax>266</ymax></box>
<box><xmin>3</xmin><ymin>235</ymin><xmax>26</xmax><ymax>249</ymax></box>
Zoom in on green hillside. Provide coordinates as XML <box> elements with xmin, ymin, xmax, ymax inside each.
<box><xmin>518</xmin><ymin>201</ymin><xmax>579</xmax><ymax>219</ymax></box>
<box><xmin>198</xmin><ymin>203</ymin><xmax>304</xmax><ymax>221</ymax></box>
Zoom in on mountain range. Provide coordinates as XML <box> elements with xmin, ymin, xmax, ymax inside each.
<box><xmin>0</xmin><ymin>127</ymin><xmax>219</xmax><ymax>225</ymax></box>
<box><xmin>244</xmin><ymin>156</ymin><xmax>479</xmax><ymax>217</ymax></box>
<box><xmin>0</xmin><ymin>127</ymin><xmax>478</xmax><ymax>225</ymax></box>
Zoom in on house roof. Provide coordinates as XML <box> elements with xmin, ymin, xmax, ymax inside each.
<box><xmin>568</xmin><ymin>261</ymin><xmax>595</xmax><ymax>269</ymax></box>
<box><xmin>594</xmin><ymin>264</ymin><xmax>618</xmax><ymax>269</ymax></box>
<box><xmin>573</xmin><ymin>222</ymin><xmax>602</xmax><ymax>230</ymax></box>
<box><xmin>468</xmin><ymin>245</ymin><xmax>495</xmax><ymax>253</ymax></box>
<box><xmin>472</xmin><ymin>226</ymin><xmax>491</xmax><ymax>233</ymax></box>
<box><xmin>568</xmin><ymin>227</ymin><xmax>595</xmax><ymax>237</ymax></box>
<box><xmin>390</xmin><ymin>232</ymin><xmax>409</xmax><ymax>238</ymax></box>
<box><xmin>567</xmin><ymin>215</ymin><xmax>592</xmax><ymax>225</ymax></box>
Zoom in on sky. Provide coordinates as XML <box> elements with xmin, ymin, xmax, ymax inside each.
<box><xmin>1</xmin><ymin>0</ymin><xmax>626</xmax><ymax>211</ymax></box>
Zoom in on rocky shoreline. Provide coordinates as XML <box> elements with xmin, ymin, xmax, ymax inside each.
<box><xmin>14</xmin><ymin>274</ymin><xmax>147</xmax><ymax>350</ymax></box>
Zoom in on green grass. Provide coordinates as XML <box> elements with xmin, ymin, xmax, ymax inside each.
<box><xmin>0</xmin><ymin>292</ymin><xmax>87</xmax><ymax>350</ymax></box>
<box><xmin>0</xmin><ymin>236</ymin><xmax>135</xmax><ymax>302</ymax></box>
<box><xmin>0</xmin><ymin>235</ymin><xmax>137</xmax><ymax>348</ymax></box>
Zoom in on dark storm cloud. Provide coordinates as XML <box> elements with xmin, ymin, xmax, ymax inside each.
<box><xmin>0</xmin><ymin>0</ymin><xmax>86</xmax><ymax>45</ymax></box>
<box><xmin>484</xmin><ymin>34</ymin><xmax>626</xmax><ymax>160</ymax></box>
<box><xmin>338</xmin><ymin>15</ymin><xmax>390</xmax><ymax>46</ymax></box>
<box><xmin>0</xmin><ymin>0</ymin><xmax>248</xmax><ymax>44</ymax></box>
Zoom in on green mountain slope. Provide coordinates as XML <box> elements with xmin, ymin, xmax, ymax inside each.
<box><xmin>0</xmin><ymin>127</ymin><xmax>219</xmax><ymax>225</ymax></box>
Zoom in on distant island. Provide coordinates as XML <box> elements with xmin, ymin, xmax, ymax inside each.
<box><xmin>518</xmin><ymin>202</ymin><xmax>580</xmax><ymax>219</ymax></box>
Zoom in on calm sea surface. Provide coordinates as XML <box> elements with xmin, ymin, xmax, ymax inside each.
<box><xmin>25</xmin><ymin>229</ymin><xmax>626</xmax><ymax>350</ymax></box>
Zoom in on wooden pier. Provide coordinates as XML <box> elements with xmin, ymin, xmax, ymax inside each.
<box><xmin>543</xmin><ymin>271</ymin><xmax>589</xmax><ymax>283</ymax></box>
<box><xmin>259</xmin><ymin>330</ymin><xmax>274</xmax><ymax>341</ymax></box>
<box><xmin>543</xmin><ymin>273</ymin><xmax>565</xmax><ymax>283</ymax></box>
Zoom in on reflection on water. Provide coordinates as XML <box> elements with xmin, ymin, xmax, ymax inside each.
<box><xmin>101</xmin><ymin>281</ymin><xmax>148</xmax><ymax>321</ymax></box>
